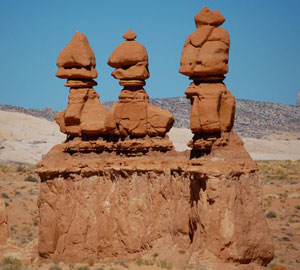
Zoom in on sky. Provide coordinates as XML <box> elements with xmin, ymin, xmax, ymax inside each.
<box><xmin>1</xmin><ymin>0</ymin><xmax>300</xmax><ymax>110</ymax></box>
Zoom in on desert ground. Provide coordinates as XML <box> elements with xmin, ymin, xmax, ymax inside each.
<box><xmin>0</xmin><ymin>110</ymin><xmax>300</xmax><ymax>270</ymax></box>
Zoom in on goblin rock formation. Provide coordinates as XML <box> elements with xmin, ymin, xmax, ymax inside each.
<box><xmin>179</xmin><ymin>7</ymin><xmax>235</xmax><ymax>152</ymax></box>
<box><xmin>37</xmin><ymin>12</ymin><xmax>274</xmax><ymax>270</ymax></box>
<box><xmin>105</xmin><ymin>30</ymin><xmax>174</xmax><ymax>152</ymax></box>
<box><xmin>55</xmin><ymin>32</ymin><xmax>107</xmax><ymax>137</ymax></box>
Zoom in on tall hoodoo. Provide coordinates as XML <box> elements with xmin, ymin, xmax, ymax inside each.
<box><xmin>105</xmin><ymin>30</ymin><xmax>174</xmax><ymax>152</ymax></box>
<box><xmin>55</xmin><ymin>32</ymin><xmax>107</xmax><ymax>137</ymax></box>
<box><xmin>179</xmin><ymin>7</ymin><xmax>235</xmax><ymax>152</ymax></box>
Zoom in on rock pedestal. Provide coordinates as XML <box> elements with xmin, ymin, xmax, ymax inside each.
<box><xmin>179</xmin><ymin>7</ymin><xmax>235</xmax><ymax>152</ymax></box>
<box><xmin>55</xmin><ymin>32</ymin><xmax>107</xmax><ymax>138</ymax></box>
<box><xmin>37</xmin><ymin>132</ymin><xmax>273</xmax><ymax>269</ymax></box>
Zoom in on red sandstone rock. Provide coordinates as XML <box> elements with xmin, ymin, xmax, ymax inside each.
<box><xmin>194</xmin><ymin>7</ymin><xmax>225</xmax><ymax>27</ymax></box>
<box><xmin>80</xmin><ymin>89</ymin><xmax>107</xmax><ymax>135</ymax></box>
<box><xmin>37</xmin><ymin>131</ymin><xmax>274</xmax><ymax>268</ymax></box>
<box><xmin>179</xmin><ymin>7</ymin><xmax>229</xmax><ymax>78</ymax></box>
<box><xmin>122</xmin><ymin>29</ymin><xmax>137</xmax><ymax>40</ymax></box>
<box><xmin>56</xmin><ymin>32</ymin><xmax>107</xmax><ymax>137</ymax></box>
<box><xmin>106</xmin><ymin>31</ymin><xmax>174</xmax><ymax>144</ymax></box>
<box><xmin>56</xmin><ymin>32</ymin><xmax>97</xmax><ymax>79</ymax></box>
<box><xmin>179</xmin><ymin>7</ymin><xmax>235</xmax><ymax>151</ymax></box>
<box><xmin>108</xmin><ymin>31</ymin><xmax>148</xmax><ymax>69</ymax></box>
<box><xmin>112</xmin><ymin>62</ymin><xmax>149</xmax><ymax>80</ymax></box>
<box><xmin>190</xmin><ymin>25</ymin><xmax>214</xmax><ymax>47</ymax></box>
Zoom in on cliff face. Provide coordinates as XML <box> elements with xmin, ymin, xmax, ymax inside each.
<box><xmin>37</xmin><ymin>132</ymin><xmax>273</xmax><ymax>269</ymax></box>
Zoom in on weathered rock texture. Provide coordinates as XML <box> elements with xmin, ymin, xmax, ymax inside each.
<box><xmin>37</xmin><ymin>132</ymin><xmax>273</xmax><ymax>269</ymax></box>
<box><xmin>55</xmin><ymin>32</ymin><xmax>107</xmax><ymax>137</ymax></box>
<box><xmin>105</xmin><ymin>30</ymin><xmax>174</xmax><ymax>152</ymax></box>
<box><xmin>179</xmin><ymin>7</ymin><xmax>235</xmax><ymax>152</ymax></box>
<box><xmin>37</xmin><ymin>11</ymin><xmax>274</xmax><ymax>270</ymax></box>
<box><xmin>0</xmin><ymin>198</ymin><xmax>9</xmax><ymax>246</ymax></box>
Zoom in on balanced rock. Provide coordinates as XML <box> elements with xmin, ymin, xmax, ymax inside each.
<box><xmin>105</xmin><ymin>30</ymin><xmax>174</xmax><ymax>150</ymax></box>
<box><xmin>179</xmin><ymin>7</ymin><xmax>229</xmax><ymax>78</ymax></box>
<box><xmin>55</xmin><ymin>32</ymin><xmax>107</xmax><ymax>137</ymax></box>
<box><xmin>179</xmin><ymin>7</ymin><xmax>235</xmax><ymax>152</ymax></box>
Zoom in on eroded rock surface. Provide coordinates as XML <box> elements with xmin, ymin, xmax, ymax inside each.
<box><xmin>179</xmin><ymin>7</ymin><xmax>235</xmax><ymax>152</ymax></box>
<box><xmin>55</xmin><ymin>32</ymin><xmax>107</xmax><ymax>138</ymax></box>
<box><xmin>105</xmin><ymin>30</ymin><xmax>174</xmax><ymax>151</ymax></box>
<box><xmin>37</xmin><ymin>11</ymin><xmax>274</xmax><ymax>270</ymax></box>
<box><xmin>37</xmin><ymin>132</ymin><xmax>273</xmax><ymax>269</ymax></box>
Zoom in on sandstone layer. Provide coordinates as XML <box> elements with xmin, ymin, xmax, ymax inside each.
<box><xmin>37</xmin><ymin>132</ymin><xmax>273</xmax><ymax>269</ymax></box>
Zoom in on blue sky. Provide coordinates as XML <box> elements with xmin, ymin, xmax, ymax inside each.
<box><xmin>1</xmin><ymin>0</ymin><xmax>300</xmax><ymax>110</ymax></box>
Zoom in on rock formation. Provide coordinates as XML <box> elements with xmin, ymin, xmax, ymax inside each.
<box><xmin>104</xmin><ymin>30</ymin><xmax>174</xmax><ymax>152</ymax></box>
<box><xmin>55</xmin><ymin>32</ymin><xmax>107</xmax><ymax>138</ymax></box>
<box><xmin>179</xmin><ymin>7</ymin><xmax>235</xmax><ymax>152</ymax></box>
<box><xmin>37</xmin><ymin>13</ymin><xmax>274</xmax><ymax>270</ymax></box>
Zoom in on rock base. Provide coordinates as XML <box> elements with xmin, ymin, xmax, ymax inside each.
<box><xmin>37</xmin><ymin>132</ymin><xmax>274</xmax><ymax>269</ymax></box>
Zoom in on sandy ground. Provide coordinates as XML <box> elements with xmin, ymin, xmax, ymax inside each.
<box><xmin>0</xmin><ymin>110</ymin><xmax>299</xmax><ymax>164</ymax></box>
<box><xmin>0</xmin><ymin>111</ymin><xmax>65</xmax><ymax>164</ymax></box>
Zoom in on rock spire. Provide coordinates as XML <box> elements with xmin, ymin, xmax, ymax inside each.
<box><xmin>105</xmin><ymin>30</ymin><xmax>174</xmax><ymax>150</ymax></box>
<box><xmin>179</xmin><ymin>7</ymin><xmax>235</xmax><ymax>152</ymax></box>
<box><xmin>55</xmin><ymin>32</ymin><xmax>107</xmax><ymax>137</ymax></box>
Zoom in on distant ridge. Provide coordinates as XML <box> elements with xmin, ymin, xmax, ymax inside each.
<box><xmin>1</xmin><ymin>98</ymin><xmax>299</xmax><ymax>138</ymax></box>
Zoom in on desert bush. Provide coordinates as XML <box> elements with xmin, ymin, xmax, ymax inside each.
<box><xmin>1</xmin><ymin>192</ymin><xmax>9</xmax><ymax>199</ymax></box>
<box><xmin>281</xmin><ymin>236</ymin><xmax>290</xmax><ymax>242</ymax></box>
<box><xmin>295</xmin><ymin>205</ymin><xmax>300</xmax><ymax>210</ymax></box>
<box><xmin>266</xmin><ymin>211</ymin><xmax>277</xmax><ymax>218</ymax></box>
<box><xmin>24</xmin><ymin>175</ymin><xmax>38</xmax><ymax>183</ymax></box>
<box><xmin>49</xmin><ymin>264</ymin><xmax>62</xmax><ymax>270</ymax></box>
<box><xmin>0</xmin><ymin>257</ymin><xmax>22</xmax><ymax>270</ymax></box>
<box><xmin>157</xmin><ymin>260</ymin><xmax>172</xmax><ymax>269</ymax></box>
<box><xmin>16</xmin><ymin>165</ymin><xmax>26</xmax><ymax>173</ymax></box>
<box><xmin>77</xmin><ymin>266</ymin><xmax>89</xmax><ymax>270</ymax></box>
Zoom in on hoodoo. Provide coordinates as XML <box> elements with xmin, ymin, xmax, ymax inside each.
<box><xmin>55</xmin><ymin>32</ymin><xmax>107</xmax><ymax>138</ymax></box>
<box><xmin>105</xmin><ymin>30</ymin><xmax>174</xmax><ymax>153</ymax></box>
<box><xmin>179</xmin><ymin>7</ymin><xmax>235</xmax><ymax>153</ymax></box>
<box><xmin>37</xmin><ymin>10</ymin><xmax>274</xmax><ymax>270</ymax></box>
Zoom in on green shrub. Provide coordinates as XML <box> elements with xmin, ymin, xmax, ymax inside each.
<box><xmin>157</xmin><ymin>260</ymin><xmax>172</xmax><ymax>269</ymax></box>
<box><xmin>1</xmin><ymin>193</ymin><xmax>9</xmax><ymax>199</ymax></box>
<box><xmin>77</xmin><ymin>266</ymin><xmax>89</xmax><ymax>270</ymax></box>
<box><xmin>266</xmin><ymin>211</ymin><xmax>277</xmax><ymax>218</ymax></box>
<box><xmin>49</xmin><ymin>264</ymin><xmax>61</xmax><ymax>270</ymax></box>
<box><xmin>295</xmin><ymin>205</ymin><xmax>300</xmax><ymax>210</ymax></box>
<box><xmin>0</xmin><ymin>257</ymin><xmax>22</xmax><ymax>270</ymax></box>
<box><xmin>24</xmin><ymin>175</ymin><xmax>38</xmax><ymax>183</ymax></box>
<box><xmin>16</xmin><ymin>166</ymin><xmax>26</xmax><ymax>173</ymax></box>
